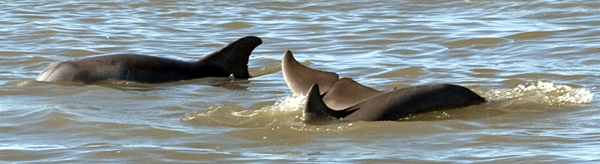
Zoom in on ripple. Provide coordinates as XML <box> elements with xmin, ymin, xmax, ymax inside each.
<box><xmin>471</xmin><ymin>68</ymin><xmax>502</xmax><ymax>78</ymax></box>
<box><xmin>507</xmin><ymin>31</ymin><xmax>554</xmax><ymax>39</ymax></box>
<box><xmin>218</xmin><ymin>22</ymin><xmax>252</xmax><ymax>29</ymax></box>
<box><xmin>161</xmin><ymin>12</ymin><xmax>196</xmax><ymax>18</ymax></box>
<box><xmin>369</xmin><ymin>67</ymin><xmax>426</xmax><ymax>78</ymax></box>
<box><xmin>350</xmin><ymin>39</ymin><xmax>400</xmax><ymax>45</ymax></box>
<box><xmin>79</xmin><ymin>18</ymin><xmax>107</xmax><ymax>24</ymax></box>
<box><xmin>61</xmin><ymin>48</ymin><xmax>101</xmax><ymax>58</ymax></box>
<box><xmin>444</xmin><ymin>38</ymin><xmax>509</xmax><ymax>48</ymax></box>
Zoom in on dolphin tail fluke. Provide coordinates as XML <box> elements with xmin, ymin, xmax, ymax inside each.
<box><xmin>282</xmin><ymin>50</ymin><xmax>339</xmax><ymax>95</ymax></box>
<box><xmin>321</xmin><ymin>78</ymin><xmax>383</xmax><ymax>110</ymax></box>
<box><xmin>304</xmin><ymin>84</ymin><xmax>354</xmax><ymax>124</ymax></box>
<box><xmin>198</xmin><ymin>36</ymin><xmax>262</xmax><ymax>78</ymax></box>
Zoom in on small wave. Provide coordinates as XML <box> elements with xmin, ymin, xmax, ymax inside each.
<box><xmin>182</xmin><ymin>95</ymin><xmax>307</xmax><ymax>127</ymax></box>
<box><xmin>444</xmin><ymin>38</ymin><xmax>508</xmax><ymax>48</ymax></box>
<box><xmin>218</xmin><ymin>22</ymin><xmax>252</xmax><ymax>29</ymax></box>
<box><xmin>184</xmin><ymin>94</ymin><xmax>363</xmax><ymax>132</ymax></box>
<box><xmin>0</xmin><ymin>144</ymin><xmax>71</xmax><ymax>151</ymax></box>
<box><xmin>484</xmin><ymin>81</ymin><xmax>593</xmax><ymax>105</ymax></box>
<box><xmin>507</xmin><ymin>31</ymin><xmax>554</xmax><ymax>40</ymax></box>
<box><xmin>161</xmin><ymin>12</ymin><xmax>196</xmax><ymax>18</ymax></box>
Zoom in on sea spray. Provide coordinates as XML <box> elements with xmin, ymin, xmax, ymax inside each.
<box><xmin>485</xmin><ymin>81</ymin><xmax>593</xmax><ymax>105</ymax></box>
<box><xmin>182</xmin><ymin>95</ymin><xmax>307</xmax><ymax>127</ymax></box>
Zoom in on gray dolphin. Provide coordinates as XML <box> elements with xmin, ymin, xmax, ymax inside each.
<box><xmin>36</xmin><ymin>36</ymin><xmax>262</xmax><ymax>83</ymax></box>
<box><xmin>282</xmin><ymin>50</ymin><xmax>485</xmax><ymax>123</ymax></box>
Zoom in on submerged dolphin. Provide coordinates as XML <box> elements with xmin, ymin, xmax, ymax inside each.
<box><xmin>281</xmin><ymin>50</ymin><xmax>485</xmax><ymax>123</ymax></box>
<box><xmin>36</xmin><ymin>36</ymin><xmax>262</xmax><ymax>83</ymax></box>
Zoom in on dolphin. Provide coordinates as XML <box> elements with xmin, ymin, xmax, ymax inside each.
<box><xmin>281</xmin><ymin>50</ymin><xmax>485</xmax><ymax>123</ymax></box>
<box><xmin>36</xmin><ymin>36</ymin><xmax>262</xmax><ymax>83</ymax></box>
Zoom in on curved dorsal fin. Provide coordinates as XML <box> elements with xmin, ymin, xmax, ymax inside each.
<box><xmin>198</xmin><ymin>36</ymin><xmax>262</xmax><ymax>78</ymax></box>
<box><xmin>304</xmin><ymin>84</ymin><xmax>355</xmax><ymax>124</ymax></box>
<box><xmin>282</xmin><ymin>50</ymin><xmax>339</xmax><ymax>95</ymax></box>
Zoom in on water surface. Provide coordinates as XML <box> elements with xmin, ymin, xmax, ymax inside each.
<box><xmin>0</xmin><ymin>0</ymin><xmax>598</xmax><ymax>163</ymax></box>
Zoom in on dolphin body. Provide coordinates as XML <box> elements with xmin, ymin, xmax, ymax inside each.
<box><xmin>36</xmin><ymin>36</ymin><xmax>262</xmax><ymax>83</ymax></box>
<box><xmin>281</xmin><ymin>50</ymin><xmax>485</xmax><ymax>123</ymax></box>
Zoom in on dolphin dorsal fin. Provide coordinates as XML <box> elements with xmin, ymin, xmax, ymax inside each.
<box><xmin>304</xmin><ymin>84</ymin><xmax>355</xmax><ymax>124</ymax></box>
<box><xmin>198</xmin><ymin>36</ymin><xmax>262</xmax><ymax>78</ymax></box>
<box><xmin>282</xmin><ymin>50</ymin><xmax>339</xmax><ymax>95</ymax></box>
<box><xmin>322</xmin><ymin>78</ymin><xmax>383</xmax><ymax>110</ymax></box>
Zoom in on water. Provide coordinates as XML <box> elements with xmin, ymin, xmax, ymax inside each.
<box><xmin>0</xmin><ymin>0</ymin><xmax>598</xmax><ymax>163</ymax></box>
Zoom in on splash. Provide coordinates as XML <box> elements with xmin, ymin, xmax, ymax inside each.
<box><xmin>182</xmin><ymin>95</ymin><xmax>307</xmax><ymax>127</ymax></box>
<box><xmin>484</xmin><ymin>81</ymin><xmax>593</xmax><ymax>105</ymax></box>
<box><xmin>182</xmin><ymin>95</ymin><xmax>360</xmax><ymax>132</ymax></box>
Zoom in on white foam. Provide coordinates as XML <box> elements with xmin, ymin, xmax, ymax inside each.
<box><xmin>263</xmin><ymin>94</ymin><xmax>307</xmax><ymax>114</ymax></box>
<box><xmin>182</xmin><ymin>95</ymin><xmax>307</xmax><ymax>126</ymax></box>
<box><xmin>485</xmin><ymin>81</ymin><xmax>593</xmax><ymax>105</ymax></box>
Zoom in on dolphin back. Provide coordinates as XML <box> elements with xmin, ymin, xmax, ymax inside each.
<box><xmin>344</xmin><ymin>84</ymin><xmax>486</xmax><ymax>121</ymax></box>
<box><xmin>36</xmin><ymin>36</ymin><xmax>262</xmax><ymax>83</ymax></box>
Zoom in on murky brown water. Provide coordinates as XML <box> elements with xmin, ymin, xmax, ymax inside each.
<box><xmin>0</xmin><ymin>0</ymin><xmax>598</xmax><ymax>163</ymax></box>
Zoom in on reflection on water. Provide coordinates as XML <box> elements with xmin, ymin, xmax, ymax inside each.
<box><xmin>0</xmin><ymin>0</ymin><xmax>599</xmax><ymax>163</ymax></box>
